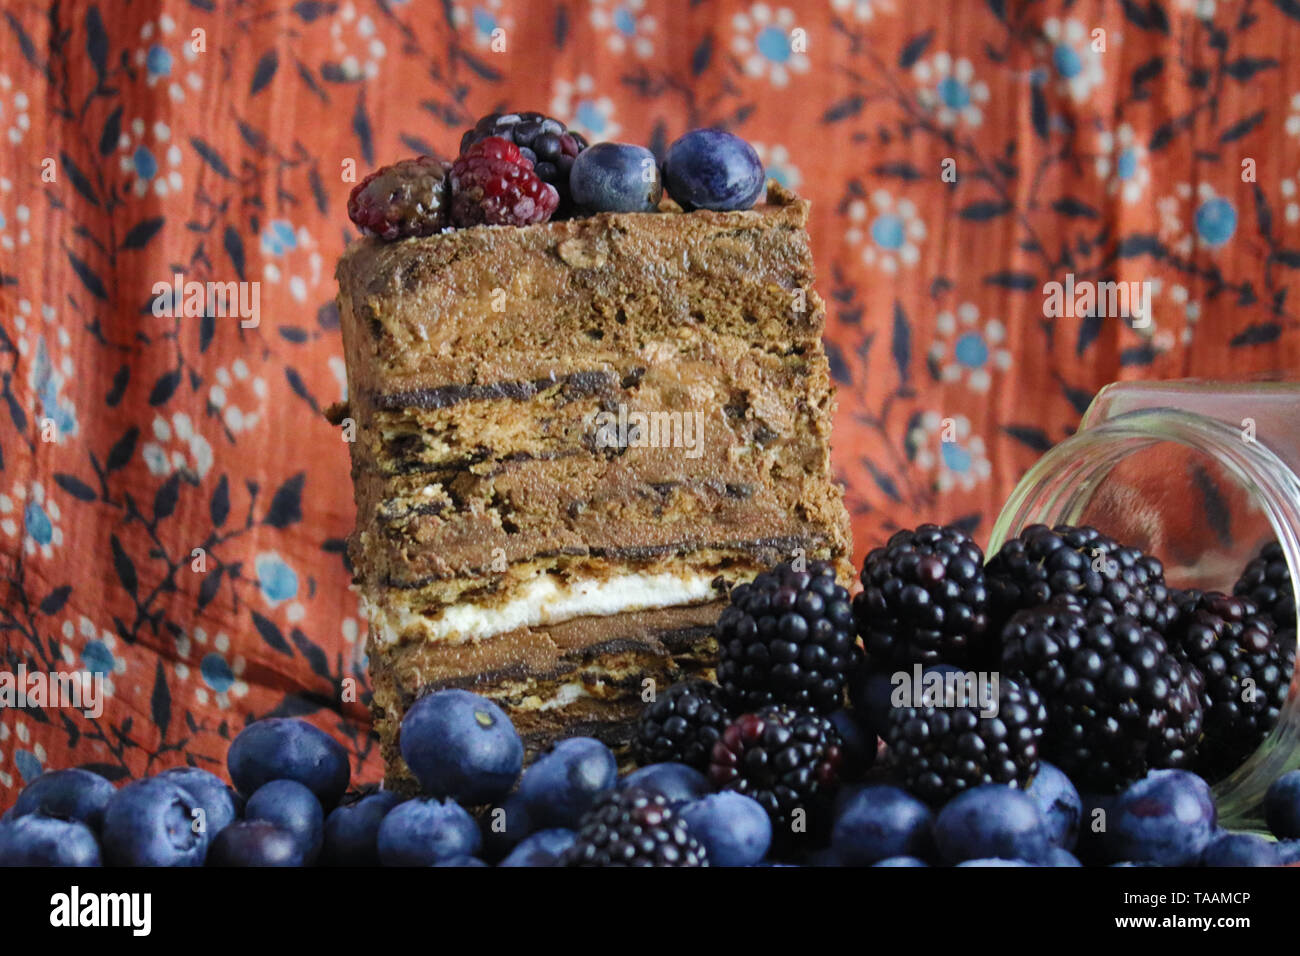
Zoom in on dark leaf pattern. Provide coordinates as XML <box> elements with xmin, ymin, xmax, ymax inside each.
<box><xmin>1</xmin><ymin>0</ymin><xmax>1297</xmax><ymax>799</ymax></box>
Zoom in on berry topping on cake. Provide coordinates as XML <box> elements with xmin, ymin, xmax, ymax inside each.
<box><xmin>631</xmin><ymin>679</ymin><xmax>731</xmax><ymax>771</ymax></box>
<box><xmin>347</xmin><ymin>155</ymin><xmax>451</xmax><ymax>240</ymax></box>
<box><xmin>562</xmin><ymin>788</ymin><xmax>707</xmax><ymax>867</ymax></box>
<box><xmin>449</xmin><ymin>137</ymin><xmax>560</xmax><ymax>228</ymax></box>
<box><xmin>853</xmin><ymin>523</ymin><xmax>991</xmax><ymax>668</ymax></box>
<box><xmin>662</xmin><ymin>128</ymin><xmax>765</xmax><ymax>211</ymax></box>
<box><xmin>460</xmin><ymin>111</ymin><xmax>586</xmax><ymax>216</ymax></box>
<box><xmin>715</xmin><ymin>560</ymin><xmax>860</xmax><ymax>714</ymax></box>
<box><xmin>570</xmin><ymin>142</ymin><xmax>663</xmax><ymax>213</ymax></box>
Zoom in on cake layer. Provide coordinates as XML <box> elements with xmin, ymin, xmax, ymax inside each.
<box><xmin>350</xmin><ymin>423</ymin><xmax>844</xmax><ymax>583</ymax></box>
<box><xmin>356</xmin><ymin>533</ymin><xmax>844</xmax><ymax>647</ymax></box>
<box><xmin>355</xmin><ymin>485</ymin><xmax>846</xmax><ymax>591</ymax></box>
<box><xmin>369</xmin><ymin>601</ymin><xmax>722</xmax><ymax>793</ymax></box>
<box><xmin>348</xmin><ymin>347</ymin><xmax>820</xmax><ymax>478</ymax></box>
<box><xmin>336</xmin><ymin>183</ymin><xmax>821</xmax><ymax>397</ymax></box>
<box><xmin>362</xmin><ymin>564</ymin><xmax>730</xmax><ymax>648</ymax></box>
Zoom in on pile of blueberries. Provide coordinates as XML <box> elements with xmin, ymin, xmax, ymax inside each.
<box><xmin>0</xmin><ymin>690</ymin><xmax>749</xmax><ymax>867</ymax></box>
<box><xmin>6</xmin><ymin>682</ymin><xmax>1300</xmax><ymax>866</ymax></box>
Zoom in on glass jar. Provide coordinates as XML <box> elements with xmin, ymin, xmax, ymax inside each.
<box><xmin>989</xmin><ymin>380</ymin><xmax>1300</xmax><ymax>827</ymax></box>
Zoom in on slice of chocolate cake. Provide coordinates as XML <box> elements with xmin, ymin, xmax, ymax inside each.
<box><xmin>335</xmin><ymin>180</ymin><xmax>851</xmax><ymax>790</ymax></box>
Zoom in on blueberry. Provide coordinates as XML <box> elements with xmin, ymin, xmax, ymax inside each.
<box><xmin>518</xmin><ymin>737</ymin><xmax>618</xmax><ymax>828</ymax></box>
<box><xmin>570</xmin><ymin>142</ymin><xmax>662</xmax><ymax>214</ymax></box>
<box><xmin>679</xmin><ymin>792</ymin><xmax>771</xmax><ymax>867</ymax></box>
<box><xmin>432</xmin><ymin>855</ymin><xmax>490</xmax><ymax>867</ymax></box>
<box><xmin>872</xmin><ymin>856</ymin><xmax>929</xmax><ymax>867</ymax></box>
<box><xmin>934</xmin><ymin>784</ymin><xmax>1053</xmax><ymax>865</ymax></box>
<box><xmin>1265</xmin><ymin>770</ymin><xmax>1300</xmax><ymax>839</ymax></box>
<box><xmin>323</xmin><ymin>789</ymin><xmax>403</xmax><ymax>866</ymax></box>
<box><xmin>377</xmin><ymin>797</ymin><xmax>480</xmax><ymax>867</ymax></box>
<box><xmin>955</xmin><ymin>858</ymin><xmax>1036</xmax><ymax>867</ymax></box>
<box><xmin>1045</xmin><ymin>846</ymin><xmax>1083</xmax><ymax>867</ymax></box>
<box><xmin>1025</xmin><ymin>762</ymin><xmax>1081</xmax><ymax>850</ymax></box>
<box><xmin>0</xmin><ymin>815</ymin><xmax>102</xmax><ymax>866</ymax></box>
<box><xmin>101</xmin><ymin>777</ymin><xmax>208</xmax><ymax>866</ymax></box>
<box><xmin>227</xmin><ymin>718</ymin><xmax>350</xmax><ymax>809</ymax></box>
<box><xmin>399</xmin><ymin>690</ymin><xmax>522</xmax><ymax>806</ymax></box>
<box><xmin>1200</xmin><ymin>832</ymin><xmax>1279</xmax><ymax>867</ymax></box>
<box><xmin>832</xmin><ymin>784</ymin><xmax>934</xmax><ymax>865</ymax></box>
<box><xmin>11</xmin><ymin>768</ymin><xmax>116</xmax><ymax>832</ymax></box>
<box><xmin>499</xmin><ymin>828</ymin><xmax>577</xmax><ymax>867</ymax></box>
<box><xmin>207</xmin><ymin>820</ymin><xmax>306</xmax><ymax>867</ymax></box>
<box><xmin>828</xmin><ymin>709</ymin><xmax>875</xmax><ymax>778</ymax></box>
<box><xmin>662</xmin><ymin>129</ymin><xmax>764</xmax><ymax>212</ymax></box>
<box><xmin>245</xmin><ymin>779</ymin><xmax>324</xmax><ymax>864</ymax></box>
<box><xmin>1106</xmin><ymin>770</ymin><xmax>1216</xmax><ymax>866</ymax></box>
<box><xmin>617</xmin><ymin>762</ymin><xmax>709</xmax><ymax>807</ymax></box>
<box><xmin>156</xmin><ymin>767</ymin><xmax>239</xmax><ymax>840</ymax></box>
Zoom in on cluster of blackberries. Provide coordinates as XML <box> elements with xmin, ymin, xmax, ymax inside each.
<box><xmin>859</xmin><ymin>525</ymin><xmax>1293</xmax><ymax>795</ymax></box>
<box><xmin>621</xmin><ymin>526</ymin><xmax>1295</xmax><ymax>865</ymax></box>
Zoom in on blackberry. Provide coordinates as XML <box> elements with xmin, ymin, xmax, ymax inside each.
<box><xmin>854</xmin><ymin>523</ymin><xmax>991</xmax><ymax>670</ymax></box>
<box><xmin>347</xmin><ymin>155</ymin><xmax>450</xmax><ymax>239</ymax></box>
<box><xmin>885</xmin><ymin>673</ymin><xmax>1047</xmax><ymax>805</ymax></box>
<box><xmin>561</xmin><ymin>788</ymin><xmax>706</xmax><ymax>867</ymax></box>
<box><xmin>707</xmin><ymin>704</ymin><xmax>843</xmax><ymax>841</ymax></box>
<box><xmin>630</xmin><ymin>679</ymin><xmax>730</xmax><ymax>771</ymax></box>
<box><xmin>1235</xmin><ymin>540</ymin><xmax>1297</xmax><ymax>635</ymax></box>
<box><xmin>1167</xmin><ymin>590</ymin><xmax>1294</xmax><ymax>782</ymax></box>
<box><xmin>460</xmin><ymin>111</ymin><xmax>588</xmax><ymax>216</ymax></box>
<box><xmin>715</xmin><ymin>560</ymin><xmax>859</xmax><ymax>714</ymax></box>
<box><xmin>986</xmin><ymin>524</ymin><xmax>1175</xmax><ymax>634</ymax></box>
<box><xmin>999</xmin><ymin>596</ymin><xmax>1203</xmax><ymax>793</ymax></box>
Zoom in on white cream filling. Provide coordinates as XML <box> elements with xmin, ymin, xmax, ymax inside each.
<box><xmin>535</xmin><ymin>681</ymin><xmax>592</xmax><ymax>711</ymax></box>
<box><xmin>365</xmin><ymin>568</ymin><xmax>727</xmax><ymax>647</ymax></box>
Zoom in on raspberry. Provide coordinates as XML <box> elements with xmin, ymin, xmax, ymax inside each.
<box><xmin>347</xmin><ymin>156</ymin><xmax>450</xmax><ymax>240</ymax></box>
<box><xmin>449</xmin><ymin>137</ymin><xmax>559</xmax><ymax>228</ymax></box>
<box><xmin>460</xmin><ymin>111</ymin><xmax>587</xmax><ymax>216</ymax></box>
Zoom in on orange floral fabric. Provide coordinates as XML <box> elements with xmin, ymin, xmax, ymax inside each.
<box><xmin>2</xmin><ymin>0</ymin><xmax>1298</xmax><ymax>795</ymax></box>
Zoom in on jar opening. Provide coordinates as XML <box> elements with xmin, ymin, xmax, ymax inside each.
<box><xmin>990</xmin><ymin>408</ymin><xmax>1300</xmax><ymax>826</ymax></box>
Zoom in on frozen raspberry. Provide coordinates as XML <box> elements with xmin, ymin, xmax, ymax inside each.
<box><xmin>449</xmin><ymin>137</ymin><xmax>559</xmax><ymax>228</ymax></box>
<box><xmin>347</xmin><ymin>156</ymin><xmax>450</xmax><ymax>240</ymax></box>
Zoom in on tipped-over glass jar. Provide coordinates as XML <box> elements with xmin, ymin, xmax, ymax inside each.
<box><xmin>989</xmin><ymin>380</ymin><xmax>1300</xmax><ymax>827</ymax></box>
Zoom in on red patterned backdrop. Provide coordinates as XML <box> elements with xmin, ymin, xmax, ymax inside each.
<box><xmin>1</xmin><ymin>0</ymin><xmax>1298</xmax><ymax>794</ymax></box>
